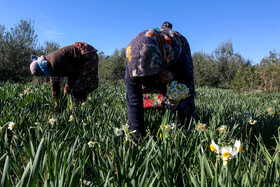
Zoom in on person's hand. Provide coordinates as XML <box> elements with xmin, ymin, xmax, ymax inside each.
<box><xmin>163</xmin><ymin>96</ymin><xmax>180</xmax><ymax>111</ymax></box>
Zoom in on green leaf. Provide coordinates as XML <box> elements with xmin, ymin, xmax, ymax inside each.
<box><xmin>69</xmin><ymin>166</ymin><xmax>81</xmax><ymax>187</ymax></box>
<box><xmin>17</xmin><ymin>162</ymin><xmax>30</xmax><ymax>187</ymax></box>
<box><xmin>1</xmin><ymin>156</ymin><xmax>9</xmax><ymax>187</ymax></box>
<box><xmin>27</xmin><ymin>138</ymin><xmax>45</xmax><ymax>186</ymax></box>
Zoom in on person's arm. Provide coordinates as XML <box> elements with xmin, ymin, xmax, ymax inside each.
<box><xmin>175</xmin><ymin>49</ymin><xmax>195</xmax><ymax>129</ymax></box>
<box><xmin>174</xmin><ymin>31</ymin><xmax>192</xmax><ymax>58</ymax></box>
<box><xmin>87</xmin><ymin>52</ymin><xmax>99</xmax><ymax>91</ymax></box>
<box><xmin>177</xmin><ymin>96</ymin><xmax>195</xmax><ymax>129</ymax></box>
<box><xmin>50</xmin><ymin>76</ymin><xmax>61</xmax><ymax>108</ymax></box>
<box><xmin>125</xmin><ymin>68</ymin><xmax>146</xmax><ymax>138</ymax></box>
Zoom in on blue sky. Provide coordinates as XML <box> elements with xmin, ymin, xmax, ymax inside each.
<box><xmin>0</xmin><ymin>0</ymin><xmax>279</xmax><ymax>64</ymax></box>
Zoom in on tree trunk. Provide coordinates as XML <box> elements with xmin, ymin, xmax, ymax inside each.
<box><xmin>258</xmin><ymin>82</ymin><xmax>264</xmax><ymax>90</ymax></box>
<box><xmin>270</xmin><ymin>79</ymin><xmax>273</xmax><ymax>91</ymax></box>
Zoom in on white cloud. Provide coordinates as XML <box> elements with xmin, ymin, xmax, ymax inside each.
<box><xmin>44</xmin><ymin>29</ymin><xmax>64</xmax><ymax>39</ymax></box>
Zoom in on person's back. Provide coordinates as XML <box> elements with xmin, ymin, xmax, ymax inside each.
<box><xmin>45</xmin><ymin>45</ymin><xmax>81</xmax><ymax>77</ymax></box>
<box><xmin>127</xmin><ymin>27</ymin><xmax>186</xmax><ymax>76</ymax></box>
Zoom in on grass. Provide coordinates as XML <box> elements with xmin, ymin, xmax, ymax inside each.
<box><xmin>0</xmin><ymin>82</ymin><xmax>279</xmax><ymax>186</ymax></box>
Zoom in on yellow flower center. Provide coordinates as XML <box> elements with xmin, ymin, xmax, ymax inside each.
<box><xmin>223</xmin><ymin>152</ymin><xmax>230</xmax><ymax>158</ymax></box>
<box><xmin>166</xmin><ymin>126</ymin><xmax>170</xmax><ymax>130</ymax></box>
<box><xmin>220</xmin><ymin>129</ymin><xmax>224</xmax><ymax>132</ymax></box>
<box><xmin>271</xmin><ymin>112</ymin><xmax>274</xmax><ymax>114</ymax></box>
<box><xmin>200</xmin><ymin>126</ymin><xmax>206</xmax><ymax>130</ymax></box>
<box><xmin>210</xmin><ymin>145</ymin><xmax>216</xmax><ymax>152</ymax></box>
<box><xmin>268</xmin><ymin>109</ymin><xmax>272</xmax><ymax>112</ymax></box>
<box><xmin>239</xmin><ymin>146</ymin><xmax>242</xmax><ymax>152</ymax></box>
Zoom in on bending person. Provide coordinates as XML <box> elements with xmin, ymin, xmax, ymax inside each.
<box><xmin>125</xmin><ymin>22</ymin><xmax>195</xmax><ymax>138</ymax></box>
<box><xmin>30</xmin><ymin>42</ymin><xmax>99</xmax><ymax>108</ymax></box>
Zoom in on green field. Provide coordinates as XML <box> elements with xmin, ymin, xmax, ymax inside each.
<box><xmin>0</xmin><ymin>82</ymin><xmax>279</xmax><ymax>186</ymax></box>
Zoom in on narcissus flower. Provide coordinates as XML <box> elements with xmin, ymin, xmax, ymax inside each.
<box><xmin>170</xmin><ymin>123</ymin><xmax>176</xmax><ymax>129</ymax></box>
<box><xmin>165</xmin><ymin>124</ymin><xmax>171</xmax><ymax>131</ymax></box>
<box><xmin>197</xmin><ymin>123</ymin><xmax>207</xmax><ymax>131</ymax></box>
<box><xmin>220</xmin><ymin>146</ymin><xmax>235</xmax><ymax>160</ymax></box>
<box><xmin>249</xmin><ymin>118</ymin><xmax>257</xmax><ymax>125</ymax></box>
<box><xmin>123</xmin><ymin>124</ymin><xmax>129</xmax><ymax>131</ymax></box>
<box><xmin>23</xmin><ymin>89</ymin><xmax>30</xmax><ymax>95</ymax></box>
<box><xmin>49</xmin><ymin>118</ymin><xmax>56</xmax><ymax>125</ymax></box>
<box><xmin>220</xmin><ymin>146</ymin><xmax>235</xmax><ymax>166</ymax></box>
<box><xmin>8</xmin><ymin>122</ymin><xmax>15</xmax><ymax>130</ymax></box>
<box><xmin>267</xmin><ymin>107</ymin><xmax>274</xmax><ymax>115</ymax></box>
<box><xmin>88</xmin><ymin>141</ymin><xmax>94</xmax><ymax>147</ymax></box>
<box><xmin>210</xmin><ymin>139</ymin><xmax>242</xmax><ymax>166</ymax></box>
<box><xmin>234</xmin><ymin>140</ymin><xmax>242</xmax><ymax>153</ymax></box>
<box><xmin>114</xmin><ymin>127</ymin><xmax>122</xmax><ymax>136</ymax></box>
<box><xmin>69</xmin><ymin>115</ymin><xmax>74</xmax><ymax>122</ymax></box>
<box><xmin>209</xmin><ymin>140</ymin><xmax>220</xmax><ymax>153</ymax></box>
<box><xmin>218</xmin><ymin>125</ymin><xmax>227</xmax><ymax>133</ymax></box>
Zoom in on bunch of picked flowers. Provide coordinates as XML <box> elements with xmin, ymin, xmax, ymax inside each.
<box><xmin>210</xmin><ymin>140</ymin><xmax>242</xmax><ymax>166</ymax></box>
<box><xmin>166</xmin><ymin>81</ymin><xmax>190</xmax><ymax>101</ymax></box>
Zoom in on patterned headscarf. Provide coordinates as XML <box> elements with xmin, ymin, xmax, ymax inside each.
<box><xmin>73</xmin><ymin>42</ymin><xmax>97</xmax><ymax>55</ymax></box>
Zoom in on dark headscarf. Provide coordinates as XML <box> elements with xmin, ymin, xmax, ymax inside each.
<box><xmin>162</xmin><ymin>21</ymin><xmax>173</xmax><ymax>29</ymax></box>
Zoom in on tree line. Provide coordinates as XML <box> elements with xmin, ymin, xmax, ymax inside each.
<box><xmin>0</xmin><ymin>19</ymin><xmax>60</xmax><ymax>82</ymax></box>
<box><xmin>1</xmin><ymin>19</ymin><xmax>279</xmax><ymax>92</ymax></box>
<box><xmin>193</xmin><ymin>40</ymin><xmax>280</xmax><ymax>92</ymax></box>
